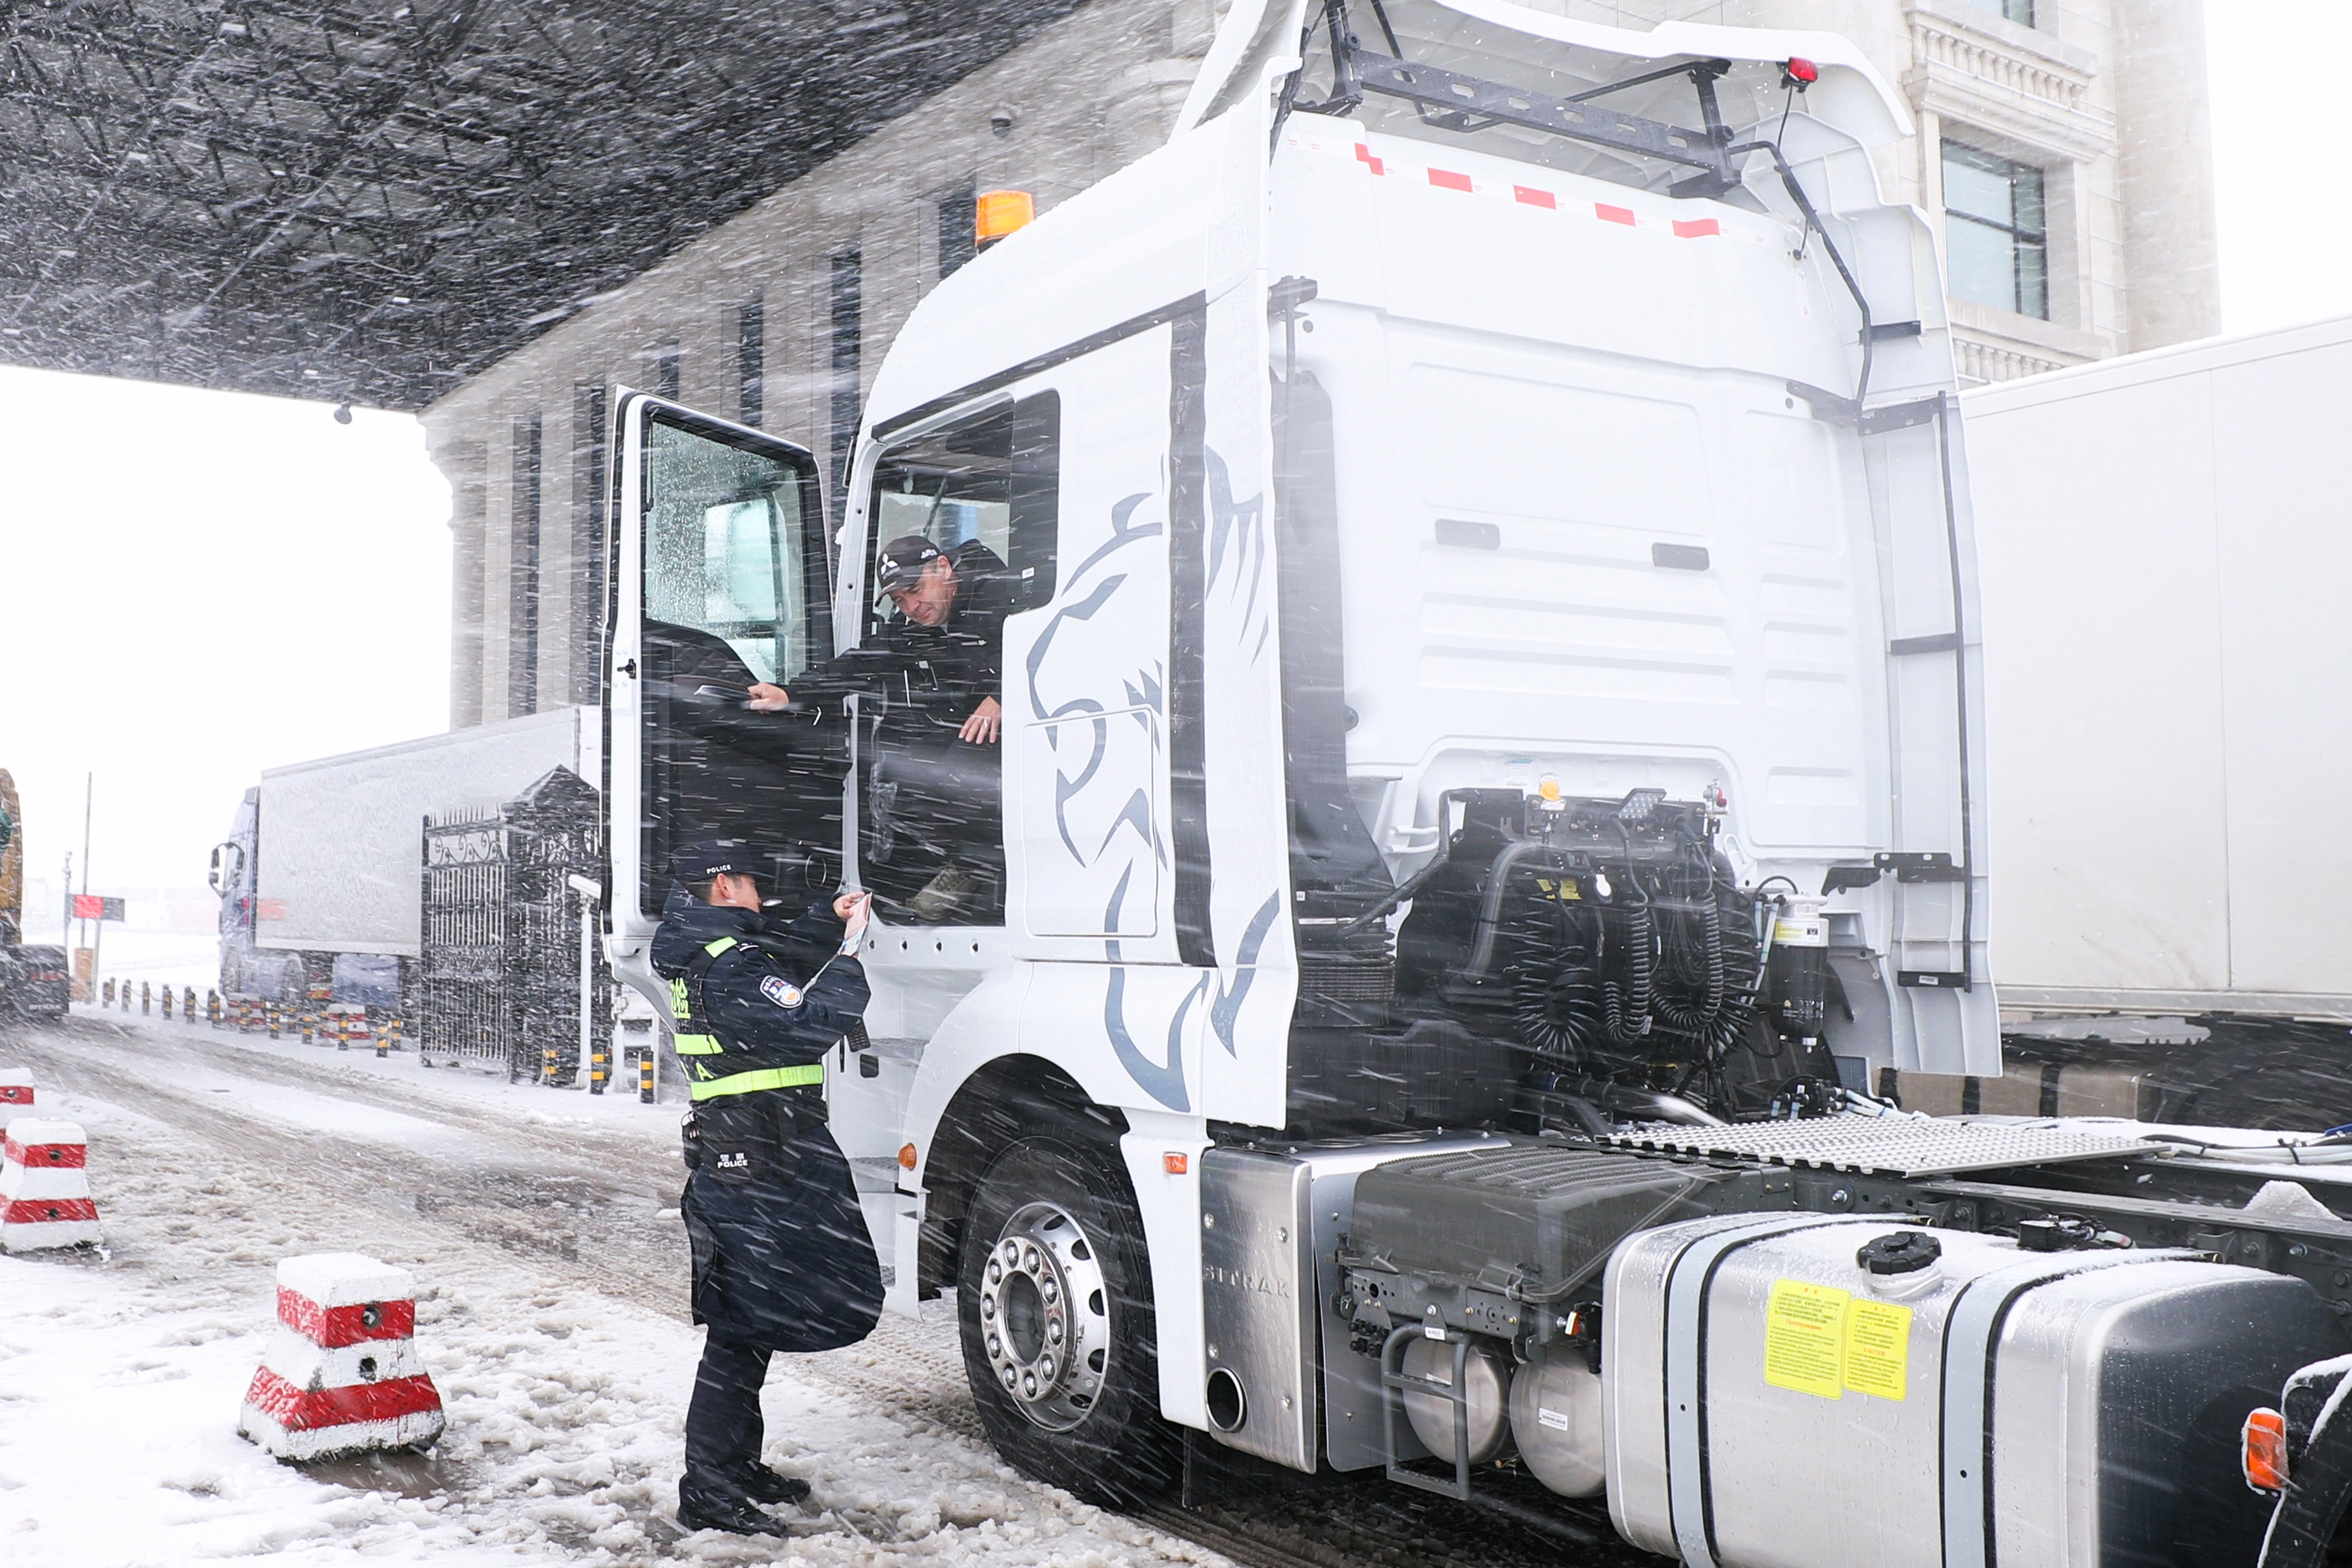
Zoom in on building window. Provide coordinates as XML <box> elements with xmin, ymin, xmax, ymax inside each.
<box><xmin>509</xmin><ymin>411</ymin><xmax>544</xmax><ymax>715</ymax></box>
<box><xmin>571</xmin><ymin>383</ymin><xmax>608</xmax><ymax>706</ymax></box>
<box><xmin>1958</xmin><ymin>0</ymin><xmax>2033</xmax><ymax>24</ymax></box>
<box><xmin>937</xmin><ymin>185</ymin><xmax>976</xmax><ymax>278</ymax></box>
<box><xmin>655</xmin><ymin>343</ymin><xmax>680</xmax><ymax>403</ymax></box>
<box><xmin>736</xmin><ymin>297</ymin><xmax>764</xmax><ymax>428</ymax></box>
<box><xmin>1942</xmin><ymin>140</ymin><xmax>2047</xmax><ymax>320</ymax></box>
<box><xmin>829</xmin><ymin>251</ymin><xmax>862</xmax><ymax>527</ymax></box>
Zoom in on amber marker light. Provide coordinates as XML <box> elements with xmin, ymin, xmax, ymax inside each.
<box><xmin>2244</xmin><ymin>1407</ymin><xmax>2289</xmax><ymax>1492</ymax></box>
<box><xmin>1163</xmin><ymin>1152</ymin><xmax>1190</xmax><ymax>1175</ymax></box>
<box><xmin>898</xmin><ymin>1142</ymin><xmax>919</xmax><ymax>1170</ymax></box>
<box><xmin>976</xmin><ymin>189</ymin><xmax>1035</xmax><ymax>248</ymax></box>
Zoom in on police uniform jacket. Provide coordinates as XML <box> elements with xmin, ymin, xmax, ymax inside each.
<box><xmin>652</xmin><ymin>892</ymin><xmax>883</xmax><ymax>1352</ymax></box>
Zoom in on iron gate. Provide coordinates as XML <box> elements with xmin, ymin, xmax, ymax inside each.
<box><xmin>418</xmin><ymin>766</ymin><xmax>611</xmax><ymax>1079</ymax></box>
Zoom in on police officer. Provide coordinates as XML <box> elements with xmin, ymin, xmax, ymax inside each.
<box><xmin>655</xmin><ymin>840</ymin><xmax>882</xmax><ymax>1536</ymax></box>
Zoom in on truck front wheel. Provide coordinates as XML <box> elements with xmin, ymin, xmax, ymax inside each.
<box><xmin>957</xmin><ymin>1136</ymin><xmax>1180</xmax><ymax>1506</ymax></box>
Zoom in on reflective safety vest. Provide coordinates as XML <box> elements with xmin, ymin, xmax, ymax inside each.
<box><xmin>668</xmin><ymin>935</ymin><xmax>825</xmax><ymax>1102</ymax></box>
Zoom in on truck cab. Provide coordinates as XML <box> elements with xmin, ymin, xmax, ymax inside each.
<box><xmin>600</xmin><ymin>0</ymin><xmax>2000</xmax><ymax>1513</ymax></box>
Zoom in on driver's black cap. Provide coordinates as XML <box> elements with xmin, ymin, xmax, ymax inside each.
<box><xmin>876</xmin><ymin>535</ymin><xmax>945</xmax><ymax>595</ymax></box>
<box><xmin>672</xmin><ymin>840</ymin><xmax>756</xmax><ymax>883</ymax></box>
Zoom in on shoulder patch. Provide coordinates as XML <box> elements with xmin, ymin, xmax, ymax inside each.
<box><xmin>759</xmin><ymin>975</ymin><xmax>806</xmax><ymax>1010</ymax></box>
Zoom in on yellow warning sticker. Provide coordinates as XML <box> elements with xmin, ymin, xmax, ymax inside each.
<box><xmin>1843</xmin><ymin>1299</ymin><xmax>1913</xmax><ymax>1401</ymax></box>
<box><xmin>1763</xmin><ymin>1280</ymin><xmax>1850</xmax><ymax>1398</ymax></box>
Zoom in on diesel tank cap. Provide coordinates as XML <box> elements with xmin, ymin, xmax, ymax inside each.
<box><xmin>1857</xmin><ymin>1231</ymin><xmax>1942</xmax><ymax>1276</ymax></box>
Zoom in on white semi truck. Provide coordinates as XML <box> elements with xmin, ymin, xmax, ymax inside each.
<box><xmin>587</xmin><ymin>3</ymin><xmax>2352</xmax><ymax>1562</ymax></box>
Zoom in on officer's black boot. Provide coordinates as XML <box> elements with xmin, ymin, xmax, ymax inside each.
<box><xmin>677</xmin><ymin>1493</ymin><xmax>790</xmax><ymax>1537</ymax></box>
<box><xmin>739</xmin><ymin>1466</ymin><xmax>811</xmax><ymax>1506</ymax></box>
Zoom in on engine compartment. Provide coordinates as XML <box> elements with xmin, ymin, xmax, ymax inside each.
<box><xmin>1289</xmin><ymin>787</ymin><xmax>1844</xmax><ymax>1133</ymax></box>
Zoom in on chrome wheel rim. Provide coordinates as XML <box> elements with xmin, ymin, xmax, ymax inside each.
<box><xmin>979</xmin><ymin>1199</ymin><xmax>1111</xmax><ymax>1433</ymax></box>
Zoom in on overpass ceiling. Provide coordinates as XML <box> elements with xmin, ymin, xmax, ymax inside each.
<box><xmin>0</xmin><ymin>0</ymin><xmax>1085</xmax><ymax>411</ymax></box>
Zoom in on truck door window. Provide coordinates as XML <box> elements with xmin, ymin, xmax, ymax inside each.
<box><xmin>864</xmin><ymin>395</ymin><xmax>1058</xmax><ymax>639</ymax></box>
<box><xmin>854</xmin><ymin>393</ymin><xmax>1058</xmax><ymax>925</ymax></box>
<box><xmin>630</xmin><ymin>405</ymin><xmax>836</xmax><ymax>919</ymax></box>
<box><xmin>644</xmin><ymin>415</ymin><xmax>815</xmax><ymax>683</ymax></box>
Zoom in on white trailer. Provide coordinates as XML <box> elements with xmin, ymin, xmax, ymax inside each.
<box><xmin>1964</xmin><ymin>316</ymin><xmax>2352</xmax><ymax>1020</ymax></box>
<box><xmin>580</xmin><ymin>4</ymin><xmax>2352</xmax><ymax>1562</ymax></box>
<box><xmin>218</xmin><ymin>707</ymin><xmax>596</xmax><ymax>999</ymax></box>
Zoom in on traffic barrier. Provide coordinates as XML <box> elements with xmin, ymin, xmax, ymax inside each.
<box><xmin>589</xmin><ymin>1038</ymin><xmax>610</xmax><ymax>1096</ymax></box>
<box><xmin>0</xmin><ymin>1119</ymin><xmax>101</xmax><ymax>1252</ymax></box>
<box><xmin>540</xmin><ymin>1042</ymin><xmax>559</xmax><ymax>1086</ymax></box>
<box><xmin>238</xmin><ymin>1253</ymin><xmax>446</xmax><ymax>1461</ymax></box>
<box><xmin>377</xmin><ymin>1016</ymin><xmax>399</xmax><ymax>1059</ymax></box>
<box><xmin>624</xmin><ymin>1044</ymin><xmax>655</xmax><ymax>1103</ymax></box>
<box><xmin>141</xmin><ymin>982</ymin><xmax>152</xmax><ymax>1016</ymax></box>
<box><xmin>208</xmin><ymin>989</ymin><xmax>223</xmax><ymax>1028</ymax></box>
<box><xmin>161</xmin><ymin>986</ymin><xmax>174</xmax><ymax>1022</ymax></box>
<box><xmin>268</xmin><ymin>1003</ymin><xmax>282</xmax><ymax>1040</ymax></box>
<box><xmin>102</xmin><ymin>978</ymin><xmax>115</xmax><ymax>1007</ymax></box>
<box><xmin>184</xmin><ymin>986</ymin><xmax>197</xmax><ymax>1023</ymax></box>
<box><xmin>0</xmin><ymin>1070</ymin><xmax>33</xmax><ymax>1124</ymax></box>
<box><xmin>300</xmin><ymin>1010</ymin><xmax>316</xmax><ymax>1045</ymax></box>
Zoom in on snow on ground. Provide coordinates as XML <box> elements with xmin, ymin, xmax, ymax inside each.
<box><xmin>0</xmin><ymin>1009</ymin><xmax>1230</xmax><ymax>1568</ymax></box>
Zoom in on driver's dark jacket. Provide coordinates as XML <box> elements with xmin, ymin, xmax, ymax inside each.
<box><xmin>651</xmin><ymin>892</ymin><xmax>881</xmax><ymax>1351</ymax></box>
<box><xmin>797</xmin><ymin>540</ymin><xmax>1018</xmax><ymax>728</ymax></box>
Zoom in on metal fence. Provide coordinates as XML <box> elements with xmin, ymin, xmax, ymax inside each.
<box><xmin>418</xmin><ymin>766</ymin><xmax>611</xmax><ymax>1080</ymax></box>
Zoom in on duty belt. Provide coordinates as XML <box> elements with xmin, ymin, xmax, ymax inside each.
<box><xmin>668</xmin><ymin>935</ymin><xmax>826</xmax><ymax>1102</ymax></box>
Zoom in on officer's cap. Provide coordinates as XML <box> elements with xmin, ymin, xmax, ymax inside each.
<box><xmin>672</xmin><ymin>840</ymin><xmax>756</xmax><ymax>884</ymax></box>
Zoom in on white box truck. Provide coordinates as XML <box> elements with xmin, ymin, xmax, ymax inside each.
<box><xmin>568</xmin><ymin>3</ymin><xmax>2352</xmax><ymax>1561</ymax></box>
<box><xmin>1962</xmin><ymin>316</ymin><xmax>2352</xmax><ymax>1126</ymax></box>
<box><xmin>213</xmin><ymin>706</ymin><xmax>596</xmax><ymax>1006</ymax></box>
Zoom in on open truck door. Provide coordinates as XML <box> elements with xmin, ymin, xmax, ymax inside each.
<box><xmin>603</xmin><ymin>393</ymin><xmax>844</xmax><ymax>978</ymax></box>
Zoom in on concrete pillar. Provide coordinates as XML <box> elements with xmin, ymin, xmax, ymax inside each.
<box><xmin>2110</xmin><ymin>0</ymin><xmax>2220</xmax><ymax>349</ymax></box>
<box><xmin>434</xmin><ymin>436</ymin><xmax>488</xmax><ymax>729</ymax></box>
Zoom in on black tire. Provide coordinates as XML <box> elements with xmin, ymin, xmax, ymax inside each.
<box><xmin>957</xmin><ymin>1135</ymin><xmax>1180</xmax><ymax>1506</ymax></box>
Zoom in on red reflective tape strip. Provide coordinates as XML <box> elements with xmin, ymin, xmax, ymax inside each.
<box><xmin>278</xmin><ymin>1288</ymin><xmax>417</xmax><ymax>1346</ymax></box>
<box><xmin>2</xmin><ymin>1138</ymin><xmax>85</xmax><ymax>1168</ymax></box>
<box><xmin>1514</xmin><ymin>186</ymin><xmax>1556</xmax><ymax>209</ymax></box>
<box><xmin>1673</xmin><ymin>218</ymin><xmax>1721</xmax><ymax>238</ymax></box>
<box><xmin>0</xmin><ymin>1087</ymin><xmax>33</xmax><ymax>1104</ymax></box>
<box><xmin>1427</xmin><ymin>168</ymin><xmax>1472</xmax><ymax>192</ymax></box>
<box><xmin>1595</xmin><ymin>203</ymin><xmax>1636</xmax><ymax>226</ymax></box>
<box><xmin>244</xmin><ymin>1366</ymin><xmax>442</xmax><ymax>1430</ymax></box>
<box><xmin>1</xmin><ymin>1198</ymin><xmax>97</xmax><ymax>1224</ymax></box>
<box><xmin>1354</xmin><ymin>142</ymin><xmax>1385</xmax><ymax>175</ymax></box>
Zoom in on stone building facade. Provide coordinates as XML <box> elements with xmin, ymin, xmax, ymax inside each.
<box><xmin>423</xmin><ymin>0</ymin><xmax>2216</xmax><ymax>729</ymax></box>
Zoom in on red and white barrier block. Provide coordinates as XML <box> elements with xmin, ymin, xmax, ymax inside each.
<box><xmin>0</xmin><ymin>1118</ymin><xmax>101</xmax><ymax>1251</ymax></box>
<box><xmin>238</xmin><ymin>1253</ymin><xmax>446</xmax><ymax>1461</ymax></box>
<box><xmin>0</xmin><ymin>1070</ymin><xmax>33</xmax><ymax>1125</ymax></box>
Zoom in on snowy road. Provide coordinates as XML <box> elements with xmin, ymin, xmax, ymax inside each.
<box><xmin>0</xmin><ymin>1010</ymin><xmax>1238</xmax><ymax>1566</ymax></box>
<box><xmin>0</xmin><ymin>1010</ymin><xmax>1640</xmax><ymax>1568</ymax></box>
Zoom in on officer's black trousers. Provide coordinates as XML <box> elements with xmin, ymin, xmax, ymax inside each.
<box><xmin>682</xmin><ymin>1335</ymin><xmax>773</xmax><ymax>1508</ymax></box>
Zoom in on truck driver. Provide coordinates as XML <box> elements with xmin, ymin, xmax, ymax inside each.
<box><xmin>746</xmin><ymin>534</ymin><xmax>1017</xmax><ymax>919</ymax></box>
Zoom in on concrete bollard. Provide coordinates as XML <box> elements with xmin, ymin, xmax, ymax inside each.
<box><xmin>589</xmin><ymin>1040</ymin><xmax>609</xmax><ymax>1096</ymax></box>
<box><xmin>335</xmin><ymin>1012</ymin><xmax>349</xmax><ymax>1051</ymax></box>
<box><xmin>541</xmin><ymin>1042</ymin><xmax>559</xmax><ymax>1086</ymax></box>
<box><xmin>0</xmin><ymin>1119</ymin><xmax>101</xmax><ymax>1251</ymax></box>
<box><xmin>141</xmin><ymin>982</ymin><xmax>152</xmax><ymax>1016</ymax></box>
<box><xmin>102</xmin><ymin>978</ymin><xmax>115</xmax><ymax>1007</ymax></box>
<box><xmin>238</xmin><ymin>1253</ymin><xmax>446</xmax><ymax>1462</ymax></box>
<box><xmin>377</xmin><ymin>1016</ymin><xmax>397</xmax><ymax>1060</ymax></box>
<box><xmin>0</xmin><ymin>1070</ymin><xmax>33</xmax><ymax>1128</ymax></box>
<box><xmin>637</xmin><ymin>1047</ymin><xmax>656</xmax><ymax>1104</ymax></box>
<box><xmin>184</xmin><ymin>986</ymin><xmax>197</xmax><ymax>1023</ymax></box>
<box><xmin>268</xmin><ymin>1003</ymin><xmax>282</xmax><ymax>1040</ymax></box>
<box><xmin>208</xmin><ymin>989</ymin><xmax>222</xmax><ymax>1028</ymax></box>
<box><xmin>164</xmin><ymin>986</ymin><xmax>177</xmax><ymax>1022</ymax></box>
<box><xmin>299</xmin><ymin>1010</ymin><xmax>315</xmax><ymax>1045</ymax></box>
